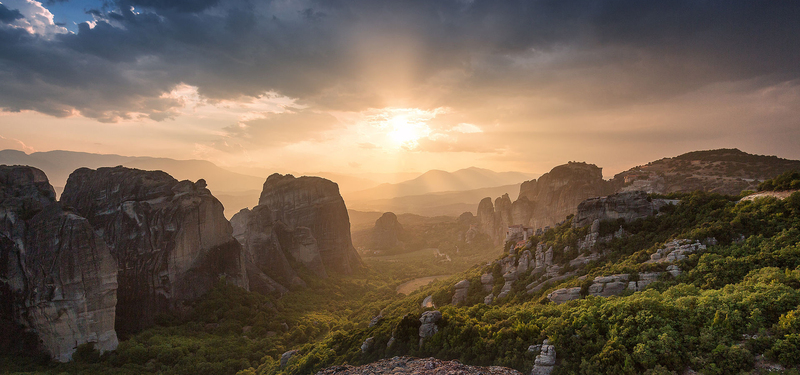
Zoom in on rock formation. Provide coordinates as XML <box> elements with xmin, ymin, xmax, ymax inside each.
<box><xmin>1</xmin><ymin>166</ymin><xmax>118</xmax><ymax>361</ymax></box>
<box><xmin>517</xmin><ymin>162</ymin><xmax>612</xmax><ymax>229</ymax></box>
<box><xmin>419</xmin><ymin>310</ymin><xmax>442</xmax><ymax>346</ymax></box>
<box><xmin>452</xmin><ymin>279</ymin><xmax>470</xmax><ymax>305</ymax></box>
<box><xmin>572</xmin><ymin>191</ymin><xmax>673</xmax><ymax>228</ymax></box>
<box><xmin>232</xmin><ymin>174</ymin><xmax>362</xmax><ymax>291</ymax></box>
<box><xmin>370</xmin><ymin>212</ymin><xmax>405</xmax><ymax>249</ymax></box>
<box><xmin>61</xmin><ymin>166</ymin><xmax>248</xmax><ymax>334</ymax></box>
<box><xmin>531</xmin><ymin>339</ymin><xmax>556</xmax><ymax>375</ymax></box>
<box><xmin>477</xmin><ymin>162</ymin><xmax>612</xmax><ymax>243</ymax></box>
<box><xmin>547</xmin><ymin>287</ymin><xmax>581</xmax><ymax>304</ymax></box>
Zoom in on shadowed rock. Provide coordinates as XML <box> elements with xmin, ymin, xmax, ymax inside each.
<box><xmin>61</xmin><ymin>166</ymin><xmax>248</xmax><ymax>335</ymax></box>
<box><xmin>1</xmin><ymin>165</ymin><xmax>118</xmax><ymax>362</ymax></box>
<box><xmin>233</xmin><ymin>174</ymin><xmax>361</xmax><ymax>290</ymax></box>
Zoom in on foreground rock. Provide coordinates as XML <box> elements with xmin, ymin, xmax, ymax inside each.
<box><xmin>315</xmin><ymin>356</ymin><xmax>523</xmax><ymax>375</ymax></box>
<box><xmin>61</xmin><ymin>166</ymin><xmax>248</xmax><ymax>334</ymax></box>
<box><xmin>1</xmin><ymin>166</ymin><xmax>118</xmax><ymax>361</ymax></box>
<box><xmin>232</xmin><ymin>174</ymin><xmax>362</xmax><ymax>291</ymax></box>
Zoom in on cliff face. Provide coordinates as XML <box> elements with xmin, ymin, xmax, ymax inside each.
<box><xmin>233</xmin><ymin>174</ymin><xmax>362</xmax><ymax>290</ymax></box>
<box><xmin>61</xmin><ymin>166</ymin><xmax>248</xmax><ymax>334</ymax></box>
<box><xmin>0</xmin><ymin>166</ymin><xmax>118</xmax><ymax>362</ymax></box>
<box><xmin>572</xmin><ymin>191</ymin><xmax>675</xmax><ymax>228</ymax></box>
<box><xmin>518</xmin><ymin>162</ymin><xmax>612</xmax><ymax>229</ymax></box>
<box><xmin>477</xmin><ymin>162</ymin><xmax>611</xmax><ymax>243</ymax></box>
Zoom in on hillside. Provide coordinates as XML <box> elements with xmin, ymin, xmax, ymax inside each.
<box><xmin>610</xmin><ymin>148</ymin><xmax>800</xmax><ymax>195</ymax></box>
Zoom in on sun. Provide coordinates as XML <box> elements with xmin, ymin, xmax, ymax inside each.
<box><xmin>385</xmin><ymin>114</ymin><xmax>430</xmax><ymax>148</ymax></box>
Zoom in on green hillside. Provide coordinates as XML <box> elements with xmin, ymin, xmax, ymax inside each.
<box><xmin>3</xmin><ymin>173</ymin><xmax>800</xmax><ymax>375</ymax></box>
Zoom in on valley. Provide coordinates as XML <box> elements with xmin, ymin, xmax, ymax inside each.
<box><xmin>1</xmin><ymin>149</ymin><xmax>799</xmax><ymax>375</ymax></box>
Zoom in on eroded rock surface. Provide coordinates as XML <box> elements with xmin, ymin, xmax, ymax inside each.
<box><xmin>572</xmin><ymin>191</ymin><xmax>671</xmax><ymax>228</ymax></box>
<box><xmin>61</xmin><ymin>166</ymin><xmax>248</xmax><ymax>334</ymax></box>
<box><xmin>419</xmin><ymin>310</ymin><xmax>442</xmax><ymax>346</ymax></box>
<box><xmin>371</xmin><ymin>212</ymin><xmax>405</xmax><ymax>249</ymax></box>
<box><xmin>452</xmin><ymin>279</ymin><xmax>470</xmax><ymax>305</ymax></box>
<box><xmin>1</xmin><ymin>166</ymin><xmax>118</xmax><ymax>362</ymax></box>
<box><xmin>531</xmin><ymin>340</ymin><xmax>556</xmax><ymax>375</ymax></box>
<box><xmin>233</xmin><ymin>174</ymin><xmax>362</xmax><ymax>292</ymax></box>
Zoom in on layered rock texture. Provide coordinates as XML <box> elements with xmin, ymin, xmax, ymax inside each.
<box><xmin>315</xmin><ymin>356</ymin><xmax>523</xmax><ymax>375</ymax></box>
<box><xmin>1</xmin><ymin>166</ymin><xmax>118</xmax><ymax>361</ymax></box>
<box><xmin>232</xmin><ymin>174</ymin><xmax>362</xmax><ymax>292</ymax></box>
<box><xmin>573</xmin><ymin>191</ymin><xmax>658</xmax><ymax>228</ymax></box>
<box><xmin>61</xmin><ymin>166</ymin><xmax>248</xmax><ymax>334</ymax></box>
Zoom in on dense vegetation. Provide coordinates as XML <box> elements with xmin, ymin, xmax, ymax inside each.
<box><xmin>4</xmin><ymin>174</ymin><xmax>800</xmax><ymax>374</ymax></box>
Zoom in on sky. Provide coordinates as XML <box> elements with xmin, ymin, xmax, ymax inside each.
<box><xmin>0</xmin><ymin>0</ymin><xmax>799</xmax><ymax>179</ymax></box>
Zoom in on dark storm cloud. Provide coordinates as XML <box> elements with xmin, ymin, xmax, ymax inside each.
<box><xmin>0</xmin><ymin>4</ymin><xmax>24</xmax><ymax>23</ymax></box>
<box><xmin>0</xmin><ymin>0</ymin><xmax>798</xmax><ymax>121</ymax></box>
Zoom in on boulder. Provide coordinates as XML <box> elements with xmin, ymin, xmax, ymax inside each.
<box><xmin>452</xmin><ymin>279</ymin><xmax>470</xmax><ymax>305</ymax></box>
<box><xmin>419</xmin><ymin>310</ymin><xmax>442</xmax><ymax>346</ymax></box>
<box><xmin>61</xmin><ymin>166</ymin><xmax>248</xmax><ymax>334</ymax></box>
<box><xmin>421</xmin><ymin>295</ymin><xmax>435</xmax><ymax>308</ymax></box>
<box><xmin>280</xmin><ymin>349</ymin><xmax>298</xmax><ymax>368</ymax></box>
<box><xmin>361</xmin><ymin>337</ymin><xmax>374</xmax><ymax>353</ymax></box>
<box><xmin>480</xmin><ymin>273</ymin><xmax>494</xmax><ymax>292</ymax></box>
<box><xmin>531</xmin><ymin>339</ymin><xmax>556</xmax><ymax>375</ymax></box>
<box><xmin>547</xmin><ymin>287</ymin><xmax>581</xmax><ymax>304</ymax></box>
<box><xmin>484</xmin><ymin>293</ymin><xmax>494</xmax><ymax>305</ymax></box>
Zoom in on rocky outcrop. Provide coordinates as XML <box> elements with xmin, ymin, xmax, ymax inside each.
<box><xmin>419</xmin><ymin>310</ymin><xmax>442</xmax><ymax>346</ymax></box>
<box><xmin>232</xmin><ymin>174</ymin><xmax>361</xmax><ymax>291</ymax></box>
<box><xmin>588</xmin><ymin>274</ymin><xmax>629</xmax><ymax>297</ymax></box>
<box><xmin>547</xmin><ymin>287</ymin><xmax>581</xmax><ymax>304</ymax></box>
<box><xmin>360</xmin><ymin>337</ymin><xmax>374</xmax><ymax>353</ymax></box>
<box><xmin>1</xmin><ymin>166</ymin><xmax>118</xmax><ymax>362</ymax></box>
<box><xmin>648</xmin><ymin>239</ymin><xmax>705</xmax><ymax>263</ymax></box>
<box><xmin>452</xmin><ymin>279</ymin><xmax>470</xmax><ymax>305</ymax></box>
<box><xmin>370</xmin><ymin>212</ymin><xmax>405</xmax><ymax>249</ymax></box>
<box><xmin>421</xmin><ymin>295</ymin><xmax>434</xmax><ymax>308</ymax></box>
<box><xmin>258</xmin><ymin>174</ymin><xmax>362</xmax><ymax>274</ymax></box>
<box><xmin>281</xmin><ymin>349</ymin><xmax>298</xmax><ymax>368</ymax></box>
<box><xmin>61</xmin><ymin>166</ymin><xmax>248</xmax><ymax>334</ymax></box>
<box><xmin>517</xmin><ymin>162</ymin><xmax>612</xmax><ymax>229</ymax></box>
<box><xmin>531</xmin><ymin>339</ymin><xmax>556</xmax><ymax>375</ymax></box>
<box><xmin>477</xmin><ymin>162</ymin><xmax>612</xmax><ymax>242</ymax></box>
<box><xmin>572</xmin><ymin>191</ymin><xmax>670</xmax><ymax>228</ymax></box>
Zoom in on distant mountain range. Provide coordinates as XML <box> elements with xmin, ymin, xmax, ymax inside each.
<box><xmin>0</xmin><ymin>149</ymin><xmax>532</xmax><ymax>219</ymax></box>
<box><xmin>345</xmin><ymin>167</ymin><xmax>532</xmax><ymax>201</ymax></box>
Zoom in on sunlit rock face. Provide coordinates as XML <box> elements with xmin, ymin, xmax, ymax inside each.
<box><xmin>233</xmin><ymin>174</ymin><xmax>361</xmax><ymax>291</ymax></box>
<box><xmin>517</xmin><ymin>162</ymin><xmax>612</xmax><ymax>229</ymax></box>
<box><xmin>1</xmin><ymin>166</ymin><xmax>118</xmax><ymax>362</ymax></box>
<box><xmin>257</xmin><ymin>174</ymin><xmax>362</xmax><ymax>275</ymax></box>
<box><xmin>61</xmin><ymin>166</ymin><xmax>248</xmax><ymax>335</ymax></box>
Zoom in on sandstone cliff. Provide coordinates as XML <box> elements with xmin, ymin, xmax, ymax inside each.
<box><xmin>1</xmin><ymin>165</ymin><xmax>118</xmax><ymax>362</ymax></box>
<box><xmin>61</xmin><ymin>166</ymin><xmax>248</xmax><ymax>334</ymax></box>
<box><xmin>232</xmin><ymin>174</ymin><xmax>362</xmax><ymax>291</ymax></box>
